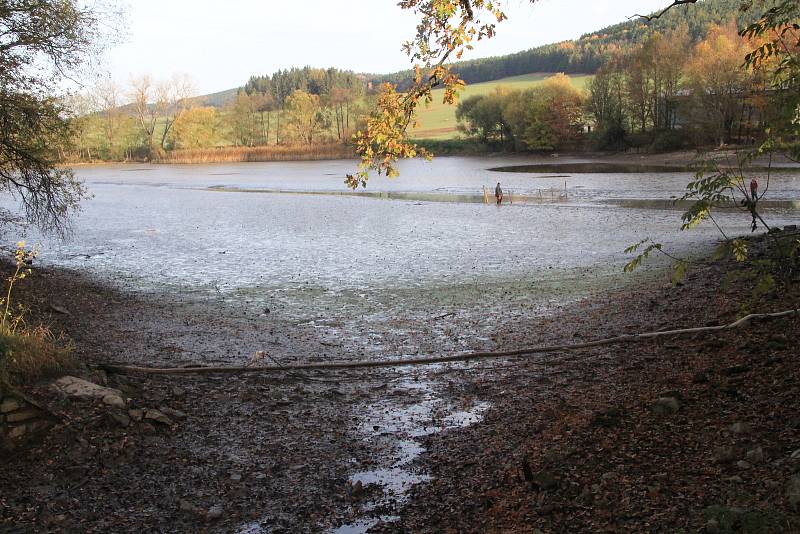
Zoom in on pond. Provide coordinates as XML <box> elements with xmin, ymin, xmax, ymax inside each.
<box><xmin>9</xmin><ymin>155</ymin><xmax>800</xmax><ymax>355</ymax></box>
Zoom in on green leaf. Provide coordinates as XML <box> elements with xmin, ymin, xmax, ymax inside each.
<box><xmin>671</xmin><ymin>260</ymin><xmax>689</xmax><ymax>285</ymax></box>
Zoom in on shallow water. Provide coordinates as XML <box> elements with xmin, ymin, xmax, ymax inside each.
<box><xmin>334</xmin><ymin>369</ymin><xmax>490</xmax><ymax>533</ymax></box>
<box><xmin>22</xmin><ymin>158</ymin><xmax>800</xmax><ymax>282</ymax></box>
<box><xmin>10</xmin><ymin>156</ymin><xmax>800</xmax><ymax>336</ymax></box>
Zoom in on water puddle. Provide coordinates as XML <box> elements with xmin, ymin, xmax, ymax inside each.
<box><xmin>332</xmin><ymin>369</ymin><xmax>490</xmax><ymax>533</ymax></box>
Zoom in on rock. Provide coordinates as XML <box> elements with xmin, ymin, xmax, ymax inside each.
<box><xmin>591</xmin><ymin>408</ymin><xmax>621</xmax><ymax>428</ymax></box>
<box><xmin>722</xmin><ymin>364</ymin><xmax>751</xmax><ymax>376</ymax></box>
<box><xmin>102</xmin><ymin>394</ymin><xmax>126</xmax><ymax>408</ymax></box>
<box><xmin>48</xmin><ymin>303</ymin><xmax>70</xmax><ymax>315</ymax></box>
<box><xmin>714</xmin><ymin>446</ymin><xmax>737</xmax><ymax>464</ymax></box>
<box><xmin>159</xmin><ymin>406</ymin><xmax>188</xmax><ymax>420</ymax></box>
<box><xmin>6</xmin><ymin>409</ymin><xmax>39</xmax><ymax>423</ymax></box>
<box><xmin>206</xmin><ymin>504</ymin><xmax>223</xmax><ymax>521</ymax></box>
<box><xmin>7</xmin><ymin>425</ymin><xmax>26</xmax><ymax>439</ymax></box>
<box><xmin>0</xmin><ymin>398</ymin><xmax>21</xmax><ymax>413</ymax></box>
<box><xmin>746</xmin><ymin>446</ymin><xmax>765</xmax><ymax>463</ymax></box>
<box><xmin>26</xmin><ymin>421</ymin><xmax>50</xmax><ymax>433</ymax></box>
<box><xmin>737</xmin><ymin>460</ymin><xmax>751</xmax><ymax>470</ymax></box>
<box><xmin>576</xmin><ymin>486</ymin><xmax>594</xmax><ymax>505</ymax></box>
<box><xmin>730</xmin><ymin>422</ymin><xmax>751</xmax><ymax>435</ymax></box>
<box><xmin>128</xmin><ymin>409</ymin><xmax>143</xmax><ymax>421</ymax></box>
<box><xmin>532</xmin><ymin>470</ymin><xmax>558</xmax><ymax>491</ymax></box>
<box><xmin>171</xmin><ymin>387</ymin><xmax>186</xmax><ymax>397</ymax></box>
<box><xmin>179</xmin><ymin>500</ymin><xmax>195</xmax><ymax>513</ymax></box>
<box><xmin>144</xmin><ymin>409</ymin><xmax>173</xmax><ymax>426</ymax></box>
<box><xmin>652</xmin><ymin>397</ymin><xmax>680</xmax><ymax>415</ymax></box>
<box><xmin>350</xmin><ymin>480</ymin><xmax>364</xmax><ymax>498</ymax></box>
<box><xmin>52</xmin><ymin>376</ymin><xmax>124</xmax><ymax>404</ymax></box>
<box><xmin>229</xmin><ymin>472</ymin><xmax>242</xmax><ymax>482</ymax></box>
<box><xmin>692</xmin><ymin>371</ymin><xmax>709</xmax><ymax>384</ymax></box>
<box><xmin>787</xmin><ymin>476</ymin><xmax>800</xmax><ymax>507</ymax></box>
<box><xmin>108</xmin><ymin>411</ymin><xmax>131</xmax><ymax>428</ymax></box>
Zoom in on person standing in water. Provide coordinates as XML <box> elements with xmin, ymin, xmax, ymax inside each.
<box><xmin>495</xmin><ymin>182</ymin><xmax>503</xmax><ymax>205</ymax></box>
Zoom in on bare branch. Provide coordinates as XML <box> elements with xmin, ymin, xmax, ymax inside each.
<box><xmin>630</xmin><ymin>0</ymin><xmax>699</xmax><ymax>22</ymax></box>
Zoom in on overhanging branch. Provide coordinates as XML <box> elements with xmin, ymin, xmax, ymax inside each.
<box><xmin>630</xmin><ymin>0</ymin><xmax>699</xmax><ymax>21</ymax></box>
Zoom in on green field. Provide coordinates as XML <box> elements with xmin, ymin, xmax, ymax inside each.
<box><xmin>410</xmin><ymin>72</ymin><xmax>593</xmax><ymax>140</ymax></box>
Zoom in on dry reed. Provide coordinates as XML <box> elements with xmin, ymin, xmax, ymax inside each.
<box><xmin>0</xmin><ymin>326</ymin><xmax>74</xmax><ymax>384</ymax></box>
<box><xmin>154</xmin><ymin>144</ymin><xmax>355</xmax><ymax>164</ymax></box>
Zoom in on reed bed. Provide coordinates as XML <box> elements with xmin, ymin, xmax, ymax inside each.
<box><xmin>154</xmin><ymin>144</ymin><xmax>355</xmax><ymax>164</ymax></box>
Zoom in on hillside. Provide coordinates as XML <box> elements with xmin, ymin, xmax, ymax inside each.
<box><xmin>194</xmin><ymin>87</ymin><xmax>239</xmax><ymax>108</ymax></box>
<box><xmin>371</xmin><ymin>0</ymin><xmax>753</xmax><ymax>89</ymax></box>
<box><xmin>411</xmin><ymin>73</ymin><xmax>592</xmax><ymax>140</ymax></box>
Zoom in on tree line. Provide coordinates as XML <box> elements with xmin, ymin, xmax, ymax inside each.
<box><xmin>455</xmin><ymin>21</ymin><xmax>782</xmax><ymax>153</ymax></box>
<box><xmin>455</xmin><ymin>74</ymin><xmax>586</xmax><ymax>151</ymax></box>
<box><xmin>68</xmin><ymin>67</ymin><xmax>371</xmax><ymax>162</ymax></box>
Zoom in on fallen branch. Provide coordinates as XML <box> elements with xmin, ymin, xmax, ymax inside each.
<box><xmin>97</xmin><ymin>308</ymin><xmax>799</xmax><ymax>376</ymax></box>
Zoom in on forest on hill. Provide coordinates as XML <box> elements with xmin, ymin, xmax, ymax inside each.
<box><xmin>370</xmin><ymin>0</ymin><xmax>759</xmax><ymax>88</ymax></box>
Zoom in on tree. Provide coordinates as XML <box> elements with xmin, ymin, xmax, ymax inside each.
<box><xmin>157</xmin><ymin>74</ymin><xmax>195</xmax><ymax>150</ymax></box>
<box><xmin>522</xmin><ymin>74</ymin><xmax>585</xmax><ymax>151</ymax></box>
<box><xmin>741</xmin><ymin>0</ymin><xmax>800</xmax><ymax>157</ymax></box>
<box><xmin>284</xmin><ymin>90</ymin><xmax>324</xmax><ymax>145</ymax></box>
<box><xmin>0</xmin><ymin>0</ymin><xmax>106</xmax><ymax>232</ymax></box>
<box><xmin>252</xmin><ymin>92</ymin><xmax>276</xmax><ymax>145</ymax></box>
<box><xmin>130</xmin><ymin>75</ymin><xmax>159</xmax><ymax>155</ymax></box>
<box><xmin>226</xmin><ymin>92</ymin><xmax>259</xmax><ymax>147</ymax></box>
<box><xmin>587</xmin><ymin>64</ymin><xmax>627</xmax><ymax>148</ymax></box>
<box><xmin>169</xmin><ymin>107</ymin><xmax>219</xmax><ymax>149</ymax></box>
<box><xmin>685</xmin><ymin>23</ymin><xmax>756</xmax><ymax>145</ymax></box>
<box><xmin>456</xmin><ymin>90</ymin><xmax>509</xmax><ymax>143</ymax></box>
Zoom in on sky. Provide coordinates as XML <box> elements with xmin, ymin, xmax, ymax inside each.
<box><xmin>102</xmin><ymin>0</ymin><xmax>678</xmax><ymax>96</ymax></box>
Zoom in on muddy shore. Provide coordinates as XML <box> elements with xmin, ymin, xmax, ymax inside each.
<box><xmin>0</xmin><ymin>230</ymin><xmax>798</xmax><ymax>532</ymax></box>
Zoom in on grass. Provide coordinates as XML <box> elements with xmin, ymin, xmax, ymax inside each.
<box><xmin>0</xmin><ymin>244</ymin><xmax>73</xmax><ymax>386</ymax></box>
<box><xmin>0</xmin><ymin>328</ymin><xmax>73</xmax><ymax>385</ymax></box>
<box><xmin>410</xmin><ymin>72</ymin><xmax>594</xmax><ymax>140</ymax></box>
<box><xmin>154</xmin><ymin>143</ymin><xmax>355</xmax><ymax>164</ymax></box>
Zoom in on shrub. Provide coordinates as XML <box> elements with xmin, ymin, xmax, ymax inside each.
<box><xmin>650</xmin><ymin>130</ymin><xmax>687</xmax><ymax>153</ymax></box>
